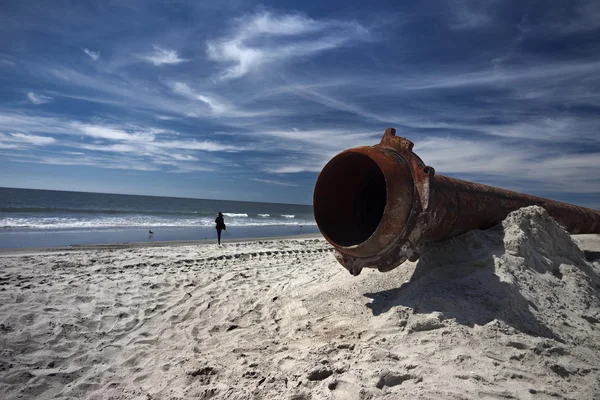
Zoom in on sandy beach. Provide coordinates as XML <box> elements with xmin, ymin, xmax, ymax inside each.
<box><xmin>1</xmin><ymin>207</ymin><xmax>600</xmax><ymax>399</ymax></box>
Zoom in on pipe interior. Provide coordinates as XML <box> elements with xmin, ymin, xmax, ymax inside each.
<box><xmin>314</xmin><ymin>153</ymin><xmax>387</xmax><ymax>247</ymax></box>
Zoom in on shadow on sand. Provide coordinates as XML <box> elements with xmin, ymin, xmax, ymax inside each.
<box><xmin>584</xmin><ymin>251</ymin><xmax>600</xmax><ymax>263</ymax></box>
<box><xmin>364</xmin><ymin>225</ymin><xmax>562</xmax><ymax>339</ymax></box>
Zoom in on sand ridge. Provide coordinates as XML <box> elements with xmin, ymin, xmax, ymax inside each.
<box><xmin>1</xmin><ymin>207</ymin><xmax>600</xmax><ymax>399</ymax></box>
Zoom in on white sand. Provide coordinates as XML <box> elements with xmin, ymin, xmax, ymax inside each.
<box><xmin>1</xmin><ymin>206</ymin><xmax>600</xmax><ymax>399</ymax></box>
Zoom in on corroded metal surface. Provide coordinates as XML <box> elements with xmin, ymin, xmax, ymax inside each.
<box><xmin>313</xmin><ymin>128</ymin><xmax>600</xmax><ymax>275</ymax></box>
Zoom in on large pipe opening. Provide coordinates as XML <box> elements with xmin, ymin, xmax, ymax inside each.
<box><xmin>314</xmin><ymin>152</ymin><xmax>387</xmax><ymax>247</ymax></box>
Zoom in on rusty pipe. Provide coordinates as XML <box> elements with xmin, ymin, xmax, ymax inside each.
<box><xmin>313</xmin><ymin>128</ymin><xmax>600</xmax><ymax>276</ymax></box>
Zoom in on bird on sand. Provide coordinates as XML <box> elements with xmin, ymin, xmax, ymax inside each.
<box><xmin>149</xmin><ymin>230</ymin><xmax>154</xmax><ymax>234</ymax></box>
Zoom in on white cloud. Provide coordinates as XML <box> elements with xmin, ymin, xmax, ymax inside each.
<box><xmin>265</xmin><ymin>164</ymin><xmax>323</xmax><ymax>174</ymax></box>
<box><xmin>481</xmin><ymin>117</ymin><xmax>600</xmax><ymax>142</ymax></box>
<box><xmin>0</xmin><ymin>132</ymin><xmax>55</xmax><ymax>147</ymax></box>
<box><xmin>270</xmin><ymin>59</ymin><xmax>600</xmax><ymax>138</ymax></box>
<box><xmin>243</xmin><ymin>127</ymin><xmax>381</xmax><ymax>155</ymax></box>
<box><xmin>47</xmin><ymin>68</ymin><xmax>193</xmax><ymax>115</ymax></box>
<box><xmin>0</xmin><ymin>112</ymin><xmax>79</xmax><ymax>136</ymax></box>
<box><xmin>27</xmin><ymin>92</ymin><xmax>53</xmax><ymax>105</ymax></box>
<box><xmin>83</xmin><ymin>48</ymin><xmax>100</xmax><ymax>60</ymax></box>
<box><xmin>45</xmin><ymin>68</ymin><xmax>278</xmax><ymax>120</ymax></box>
<box><xmin>250</xmin><ymin>178</ymin><xmax>297</xmax><ymax>187</ymax></box>
<box><xmin>78</xmin><ymin>138</ymin><xmax>244</xmax><ymax>154</ymax></box>
<box><xmin>206</xmin><ymin>10</ymin><xmax>369</xmax><ymax>79</ymax></box>
<box><xmin>1</xmin><ymin>148</ymin><xmax>167</xmax><ymax>172</ymax></box>
<box><xmin>151</xmin><ymin>160</ymin><xmax>215</xmax><ymax>173</ymax></box>
<box><xmin>0</xmin><ymin>111</ymin><xmax>246</xmax><ymax>152</ymax></box>
<box><xmin>168</xmin><ymin>80</ymin><xmax>279</xmax><ymax>118</ymax></box>
<box><xmin>165</xmin><ymin>153</ymin><xmax>198</xmax><ymax>161</ymax></box>
<box><xmin>246</xmin><ymin>125</ymin><xmax>600</xmax><ymax>196</ymax></box>
<box><xmin>0</xmin><ymin>132</ymin><xmax>55</xmax><ymax>151</ymax></box>
<box><xmin>171</xmin><ymin>82</ymin><xmax>226</xmax><ymax>113</ymax></box>
<box><xmin>0</xmin><ymin>138</ymin><xmax>222</xmax><ymax>173</ymax></box>
<box><xmin>71</xmin><ymin>122</ymin><xmax>158</xmax><ymax>142</ymax></box>
<box><xmin>414</xmin><ymin>137</ymin><xmax>600</xmax><ymax>194</ymax></box>
<box><xmin>80</xmin><ymin>143</ymin><xmax>139</xmax><ymax>153</ymax></box>
<box><xmin>34</xmin><ymin>155</ymin><xmax>160</xmax><ymax>172</ymax></box>
<box><xmin>10</xmin><ymin>133</ymin><xmax>55</xmax><ymax>145</ymax></box>
<box><xmin>359</xmin><ymin>60</ymin><xmax>600</xmax><ymax>93</ymax></box>
<box><xmin>276</xmin><ymin>83</ymin><xmax>389</xmax><ymax>124</ymax></box>
<box><xmin>0</xmin><ymin>111</ymin><xmax>249</xmax><ymax>175</ymax></box>
<box><xmin>39</xmin><ymin>65</ymin><xmax>285</xmax><ymax>121</ymax></box>
<box><xmin>152</xmin><ymin>139</ymin><xmax>246</xmax><ymax>152</ymax></box>
<box><xmin>139</xmin><ymin>46</ymin><xmax>187</xmax><ymax>66</ymax></box>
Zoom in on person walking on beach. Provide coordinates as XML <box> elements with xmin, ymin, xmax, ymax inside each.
<box><xmin>215</xmin><ymin>212</ymin><xmax>226</xmax><ymax>245</ymax></box>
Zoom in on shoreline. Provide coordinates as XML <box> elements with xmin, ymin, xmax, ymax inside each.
<box><xmin>0</xmin><ymin>224</ymin><xmax>320</xmax><ymax>250</ymax></box>
<box><xmin>2</xmin><ymin>232</ymin><xmax>597</xmax><ymax>257</ymax></box>
<box><xmin>0</xmin><ymin>232</ymin><xmax>323</xmax><ymax>256</ymax></box>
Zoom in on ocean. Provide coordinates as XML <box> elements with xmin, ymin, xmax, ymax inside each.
<box><xmin>0</xmin><ymin>187</ymin><xmax>319</xmax><ymax>248</ymax></box>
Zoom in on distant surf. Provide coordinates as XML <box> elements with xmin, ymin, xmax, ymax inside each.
<box><xmin>0</xmin><ymin>187</ymin><xmax>315</xmax><ymax>232</ymax></box>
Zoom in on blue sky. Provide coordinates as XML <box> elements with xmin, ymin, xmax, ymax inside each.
<box><xmin>0</xmin><ymin>0</ymin><xmax>599</xmax><ymax>207</ymax></box>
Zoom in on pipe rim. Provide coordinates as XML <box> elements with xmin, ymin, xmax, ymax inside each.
<box><xmin>313</xmin><ymin>146</ymin><xmax>414</xmax><ymax>257</ymax></box>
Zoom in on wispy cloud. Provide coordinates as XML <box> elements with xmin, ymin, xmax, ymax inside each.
<box><xmin>5</xmin><ymin>152</ymin><xmax>162</xmax><ymax>172</ymax></box>
<box><xmin>0</xmin><ymin>132</ymin><xmax>55</xmax><ymax>148</ymax></box>
<box><xmin>71</xmin><ymin>122</ymin><xmax>159</xmax><ymax>142</ymax></box>
<box><xmin>151</xmin><ymin>139</ymin><xmax>246</xmax><ymax>152</ymax></box>
<box><xmin>250</xmin><ymin>178</ymin><xmax>297</xmax><ymax>187</ymax></box>
<box><xmin>82</xmin><ymin>48</ymin><xmax>100</xmax><ymax>60</ymax></box>
<box><xmin>450</xmin><ymin>0</ymin><xmax>496</xmax><ymax>29</ymax></box>
<box><xmin>171</xmin><ymin>82</ymin><xmax>226</xmax><ymax>113</ymax></box>
<box><xmin>0</xmin><ymin>111</ymin><xmax>249</xmax><ymax>151</ymax></box>
<box><xmin>0</xmin><ymin>111</ymin><xmax>248</xmax><ymax>175</ymax></box>
<box><xmin>349</xmin><ymin>60</ymin><xmax>600</xmax><ymax>93</ymax></box>
<box><xmin>414</xmin><ymin>137</ymin><xmax>600</xmax><ymax>194</ymax></box>
<box><xmin>138</xmin><ymin>46</ymin><xmax>187</xmax><ymax>66</ymax></box>
<box><xmin>265</xmin><ymin>164</ymin><xmax>323</xmax><ymax>174</ymax></box>
<box><xmin>79</xmin><ymin>143</ymin><xmax>138</xmax><ymax>153</ymax></box>
<box><xmin>44</xmin><ymin>68</ymin><xmax>265</xmax><ymax>119</ymax></box>
<box><xmin>9</xmin><ymin>132</ymin><xmax>56</xmax><ymax>145</ymax></box>
<box><xmin>168</xmin><ymin>81</ymin><xmax>276</xmax><ymax>118</ymax></box>
<box><xmin>449</xmin><ymin>0</ymin><xmax>600</xmax><ymax>34</ymax></box>
<box><xmin>206</xmin><ymin>10</ymin><xmax>369</xmax><ymax>79</ymax></box>
<box><xmin>27</xmin><ymin>92</ymin><xmax>53</xmax><ymax>105</ymax></box>
<box><xmin>155</xmin><ymin>115</ymin><xmax>177</xmax><ymax>120</ymax></box>
<box><xmin>570</xmin><ymin>1</ymin><xmax>600</xmax><ymax>32</ymax></box>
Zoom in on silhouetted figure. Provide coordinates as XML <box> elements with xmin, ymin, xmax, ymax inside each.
<box><xmin>215</xmin><ymin>212</ymin><xmax>226</xmax><ymax>245</ymax></box>
<box><xmin>149</xmin><ymin>230</ymin><xmax>154</xmax><ymax>234</ymax></box>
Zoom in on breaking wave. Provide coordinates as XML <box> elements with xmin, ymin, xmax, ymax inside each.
<box><xmin>0</xmin><ymin>214</ymin><xmax>316</xmax><ymax>230</ymax></box>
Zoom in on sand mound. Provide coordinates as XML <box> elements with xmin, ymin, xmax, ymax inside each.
<box><xmin>1</xmin><ymin>208</ymin><xmax>599</xmax><ymax>399</ymax></box>
<box><xmin>362</xmin><ymin>205</ymin><xmax>600</xmax><ymax>398</ymax></box>
<box><xmin>381</xmin><ymin>205</ymin><xmax>600</xmax><ymax>340</ymax></box>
